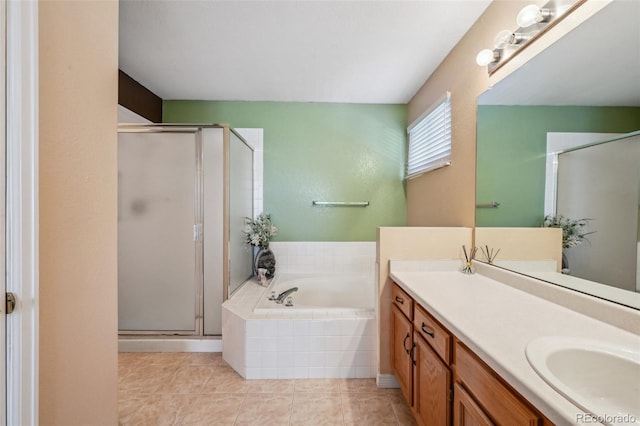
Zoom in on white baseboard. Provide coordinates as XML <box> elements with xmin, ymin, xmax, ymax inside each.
<box><xmin>118</xmin><ymin>338</ymin><xmax>222</xmax><ymax>353</ymax></box>
<box><xmin>376</xmin><ymin>373</ymin><xmax>399</xmax><ymax>388</ymax></box>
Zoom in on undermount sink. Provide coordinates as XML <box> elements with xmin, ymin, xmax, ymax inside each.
<box><xmin>526</xmin><ymin>336</ymin><xmax>640</xmax><ymax>426</ymax></box>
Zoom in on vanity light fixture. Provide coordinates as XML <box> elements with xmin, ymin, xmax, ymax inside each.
<box><xmin>476</xmin><ymin>49</ymin><xmax>500</xmax><ymax>66</ymax></box>
<box><xmin>516</xmin><ymin>4</ymin><xmax>552</xmax><ymax>28</ymax></box>
<box><xmin>510</xmin><ymin>32</ymin><xmax>534</xmax><ymax>45</ymax></box>
<box><xmin>493</xmin><ymin>30</ymin><xmax>514</xmax><ymax>49</ymax></box>
<box><xmin>493</xmin><ymin>30</ymin><xmax>533</xmax><ymax>49</ymax></box>
<box><xmin>475</xmin><ymin>0</ymin><xmax>583</xmax><ymax>74</ymax></box>
<box><xmin>475</xmin><ymin>30</ymin><xmax>531</xmax><ymax>68</ymax></box>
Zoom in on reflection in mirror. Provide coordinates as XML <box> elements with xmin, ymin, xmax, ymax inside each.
<box><xmin>475</xmin><ymin>0</ymin><xmax>640</xmax><ymax>309</ymax></box>
<box><xmin>556</xmin><ymin>132</ymin><xmax>640</xmax><ymax>292</ymax></box>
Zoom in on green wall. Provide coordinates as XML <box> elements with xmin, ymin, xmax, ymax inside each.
<box><xmin>164</xmin><ymin>101</ymin><xmax>407</xmax><ymax>241</ymax></box>
<box><xmin>476</xmin><ymin>106</ymin><xmax>640</xmax><ymax>227</ymax></box>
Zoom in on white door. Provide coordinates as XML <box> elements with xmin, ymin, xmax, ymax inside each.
<box><xmin>1</xmin><ymin>0</ymin><xmax>7</xmax><ymax>421</ymax></box>
<box><xmin>4</xmin><ymin>0</ymin><xmax>39</xmax><ymax>424</ymax></box>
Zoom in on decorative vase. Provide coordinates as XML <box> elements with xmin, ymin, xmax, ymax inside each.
<box><xmin>254</xmin><ymin>245</ymin><xmax>276</xmax><ymax>279</ymax></box>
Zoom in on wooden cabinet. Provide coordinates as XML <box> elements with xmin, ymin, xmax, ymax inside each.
<box><xmin>392</xmin><ymin>284</ymin><xmax>414</xmax><ymax>320</ymax></box>
<box><xmin>453</xmin><ymin>383</ymin><xmax>494</xmax><ymax>426</ymax></box>
<box><xmin>392</xmin><ymin>284</ymin><xmax>452</xmax><ymax>425</ymax></box>
<box><xmin>390</xmin><ymin>282</ymin><xmax>549</xmax><ymax>426</ymax></box>
<box><xmin>392</xmin><ymin>304</ymin><xmax>414</xmax><ymax>405</ymax></box>
<box><xmin>414</xmin><ymin>304</ymin><xmax>451</xmax><ymax>364</ymax></box>
<box><xmin>455</xmin><ymin>342</ymin><xmax>541</xmax><ymax>425</ymax></box>
<box><xmin>413</xmin><ymin>331</ymin><xmax>452</xmax><ymax>425</ymax></box>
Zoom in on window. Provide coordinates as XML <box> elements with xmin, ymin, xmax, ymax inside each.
<box><xmin>406</xmin><ymin>92</ymin><xmax>451</xmax><ymax>179</ymax></box>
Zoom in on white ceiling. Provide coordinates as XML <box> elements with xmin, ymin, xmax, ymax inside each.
<box><xmin>119</xmin><ymin>0</ymin><xmax>491</xmax><ymax>104</ymax></box>
<box><xmin>479</xmin><ymin>0</ymin><xmax>640</xmax><ymax>106</ymax></box>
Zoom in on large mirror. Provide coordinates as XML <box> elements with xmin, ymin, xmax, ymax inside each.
<box><xmin>475</xmin><ymin>0</ymin><xmax>640</xmax><ymax>309</ymax></box>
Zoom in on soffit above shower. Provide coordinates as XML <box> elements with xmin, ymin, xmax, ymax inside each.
<box><xmin>118</xmin><ymin>0</ymin><xmax>491</xmax><ymax>104</ymax></box>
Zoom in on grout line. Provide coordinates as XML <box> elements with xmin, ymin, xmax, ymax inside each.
<box><xmin>340</xmin><ymin>386</ymin><xmax>346</xmax><ymax>426</ymax></box>
<box><xmin>231</xmin><ymin>390</ymin><xmax>249</xmax><ymax>426</ymax></box>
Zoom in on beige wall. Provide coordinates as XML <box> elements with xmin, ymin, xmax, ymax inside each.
<box><xmin>405</xmin><ymin>0</ymin><xmax>609</xmax><ymax>227</ymax></box>
<box><xmin>406</xmin><ymin>0</ymin><xmax>534</xmax><ymax>227</ymax></box>
<box><xmin>377</xmin><ymin>227</ymin><xmax>472</xmax><ymax>374</ymax></box>
<box><xmin>39</xmin><ymin>1</ymin><xmax>119</xmax><ymax>424</ymax></box>
<box><xmin>475</xmin><ymin>228</ymin><xmax>562</xmax><ymax>269</ymax></box>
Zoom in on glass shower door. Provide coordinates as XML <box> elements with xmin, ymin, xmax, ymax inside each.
<box><xmin>228</xmin><ymin>130</ymin><xmax>254</xmax><ymax>296</ymax></box>
<box><xmin>118</xmin><ymin>131</ymin><xmax>200</xmax><ymax>333</ymax></box>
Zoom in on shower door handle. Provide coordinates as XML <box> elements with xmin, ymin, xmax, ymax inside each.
<box><xmin>193</xmin><ymin>224</ymin><xmax>203</xmax><ymax>241</ymax></box>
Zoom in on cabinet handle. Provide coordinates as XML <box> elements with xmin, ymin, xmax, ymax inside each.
<box><xmin>395</xmin><ymin>296</ymin><xmax>404</xmax><ymax>304</ymax></box>
<box><xmin>403</xmin><ymin>333</ymin><xmax>411</xmax><ymax>353</ymax></box>
<box><xmin>410</xmin><ymin>344</ymin><xmax>416</xmax><ymax>366</ymax></box>
<box><xmin>421</xmin><ymin>322</ymin><xmax>435</xmax><ymax>338</ymax></box>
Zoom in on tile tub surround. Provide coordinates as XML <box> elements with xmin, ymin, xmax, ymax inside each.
<box><xmin>118</xmin><ymin>352</ymin><xmax>415</xmax><ymax>425</ymax></box>
<box><xmin>268</xmin><ymin>241</ymin><xmax>376</xmax><ymax>275</ymax></box>
<box><xmin>223</xmin><ymin>279</ymin><xmax>377</xmax><ymax>380</ymax></box>
<box><xmin>389</xmin><ymin>260</ymin><xmax>640</xmax><ymax>425</ymax></box>
<box><xmin>223</xmin><ymin>241</ymin><xmax>378</xmax><ymax>379</ymax></box>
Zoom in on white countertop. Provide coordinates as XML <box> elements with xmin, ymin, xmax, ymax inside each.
<box><xmin>389</xmin><ymin>260</ymin><xmax>640</xmax><ymax>426</ymax></box>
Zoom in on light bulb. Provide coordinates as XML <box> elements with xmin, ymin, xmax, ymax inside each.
<box><xmin>493</xmin><ymin>30</ymin><xmax>513</xmax><ymax>49</ymax></box>
<box><xmin>517</xmin><ymin>4</ymin><xmax>542</xmax><ymax>28</ymax></box>
<box><xmin>476</xmin><ymin>49</ymin><xmax>498</xmax><ymax>67</ymax></box>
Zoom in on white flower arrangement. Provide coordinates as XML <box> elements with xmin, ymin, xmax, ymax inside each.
<box><xmin>244</xmin><ymin>212</ymin><xmax>277</xmax><ymax>248</ymax></box>
<box><xmin>542</xmin><ymin>214</ymin><xmax>594</xmax><ymax>248</ymax></box>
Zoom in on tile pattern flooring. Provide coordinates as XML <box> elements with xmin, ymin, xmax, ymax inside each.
<box><xmin>119</xmin><ymin>352</ymin><xmax>416</xmax><ymax>425</ymax></box>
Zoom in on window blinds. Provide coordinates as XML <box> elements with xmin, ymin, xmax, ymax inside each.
<box><xmin>406</xmin><ymin>92</ymin><xmax>451</xmax><ymax>179</ymax></box>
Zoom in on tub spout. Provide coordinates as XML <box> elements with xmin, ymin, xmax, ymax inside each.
<box><xmin>276</xmin><ymin>287</ymin><xmax>298</xmax><ymax>304</ymax></box>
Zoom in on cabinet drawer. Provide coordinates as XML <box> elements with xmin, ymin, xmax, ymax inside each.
<box><xmin>455</xmin><ymin>342</ymin><xmax>541</xmax><ymax>426</ymax></box>
<box><xmin>414</xmin><ymin>304</ymin><xmax>451</xmax><ymax>365</ymax></box>
<box><xmin>392</xmin><ymin>283</ymin><xmax>413</xmax><ymax>320</ymax></box>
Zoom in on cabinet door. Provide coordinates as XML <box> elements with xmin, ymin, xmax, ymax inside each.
<box><xmin>455</xmin><ymin>342</ymin><xmax>540</xmax><ymax>425</ymax></box>
<box><xmin>453</xmin><ymin>383</ymin><xmax>494</xmax><ymax>426</ymax></box>
<box><xmin>413</xmin><ymin>333</ymin><xmax>451</xmax><ymax>426</ymax></box>
<box><xmin>391</xmin><ymin>305</ymin><xmax>413</xmax><ymax>405</ymax></box>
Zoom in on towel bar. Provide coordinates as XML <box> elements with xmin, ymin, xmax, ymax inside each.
<box><xmin>312</xmin><ymin>201</ymin><xmax>369</xmax><ymax>207</ymax></box>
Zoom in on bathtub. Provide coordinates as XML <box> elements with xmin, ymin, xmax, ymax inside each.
<box><xmin>254</xmin><ymin>273</ymin><xmax>375</xmax><ymax>313</ymax></box>
<box><xmin>223</xmin><ymin>272</ymin><xmax>378</xmax><ymax>379</ymax></box>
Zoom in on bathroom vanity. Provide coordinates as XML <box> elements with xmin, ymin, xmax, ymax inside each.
<box><xmin>392</xmin><ymin>282</ymin><xmax>546</xmax><ymax>425</ymax></box>
<box><xmin>389</xmin><ymin>260</ymin><xmax>640</xmax><ymax>426</ymax></box>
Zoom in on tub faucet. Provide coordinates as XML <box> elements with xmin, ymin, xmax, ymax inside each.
<box><xmin>276</xmin><ymin>287</ymin><xmax>298</xmax><ymax>304</ymax></box>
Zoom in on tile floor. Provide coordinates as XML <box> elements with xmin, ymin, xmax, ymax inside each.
<box><xmin>119</xmin><ymin>352</ymin><xmax>416</xmax><ymax>426</ymax></box>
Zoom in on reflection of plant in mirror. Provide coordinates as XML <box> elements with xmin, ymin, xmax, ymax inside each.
<box><xmin>542</xmin><ymin>215</ymin><xmax>594</xmax><ymax>248</ymax></box>
<box><xmin>479</xmin><ymin>245</ymin><xmax>501</xmax><ymax>264</ymax></box>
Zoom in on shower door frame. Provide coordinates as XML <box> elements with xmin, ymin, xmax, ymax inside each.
<box><xmin>117</xmin><ymin>123</ymin><xmax>254</xmax><ymax>336</ymax></box>
<box><xmin>117</xmin><ymin>124</ymin><xmax>215</xmax><ymax>336</ymax></box>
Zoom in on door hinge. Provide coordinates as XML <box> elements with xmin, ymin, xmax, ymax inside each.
<box><xmin>6</xmin><ymin>292</ymin><xmax>16</xmax><ymax>315</ymax></box>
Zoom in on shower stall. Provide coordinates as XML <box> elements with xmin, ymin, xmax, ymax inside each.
<box><xmin>117</xmin><ymin>124</ymin><xmax>254</xmax><ymax>337</ymax></box>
